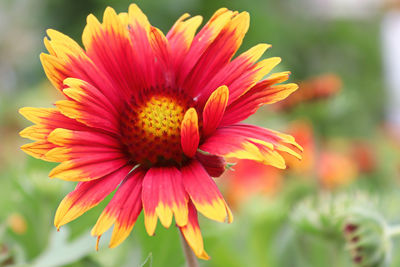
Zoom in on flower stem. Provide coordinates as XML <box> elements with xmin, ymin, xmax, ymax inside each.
<box><xmin>179</xmin><ymin>230</ymin><xmax>199</xmax><ymax>267</ymax></box>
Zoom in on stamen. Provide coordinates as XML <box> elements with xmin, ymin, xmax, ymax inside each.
<box><xmin>120</xmin><ymin>89</ymin><xmax>194</xmax><ymax>166</ymax></box>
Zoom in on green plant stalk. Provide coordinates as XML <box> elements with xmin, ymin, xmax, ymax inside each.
<box><xmin>179</xmin><ymin>230</ymin><xmax>199</xmax><ymax>267</ymax></box>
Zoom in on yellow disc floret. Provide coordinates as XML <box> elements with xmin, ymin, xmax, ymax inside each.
<box><xmin>121</xmin><ymin>91</ymin><xmax>193</xmax><ymax>166</ymax></box>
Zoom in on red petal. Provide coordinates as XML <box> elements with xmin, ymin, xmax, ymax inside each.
<box><xmin>202</xmin><ymin>85</ymin><xmax>229</xmax><ymax>137</ymax></box>
<box><xmin>142</xmin><ymin>166</ymin><xmax>188</xmax><ymax>235</ymax></box>
<box><xmin>91</xmin><ymin>167</ymin><xmax>145</xmax><ymax>248</ymax></box>
<box><xmin>55</xmin><ymin>78</ymin><xmax>120</xmax><ymax>134</ymax></box>
<box><xmin>181</xmin><ymin>108</ymin><xmax>200</xmax><ymax>158</ymax></box>
<box><xmin>183</xmin><ymin>12</ymin><xmax>249</xmax><ymax>98</ymax></box>
<box><xmin>54</xmin><ymin>165</ymin><xmax>132</xmax><ymax>229</ymax></box>
<box><xmin>82</xmin><ymin>7</ymin><xmax>141</xmax><ymax>99</ymax></box>
<box><xmin>181</xmin><ymin>160</ymin><xmax>233</xmax><ymax>223</ymax></box>
<box><xmin>167</xmin><ymin>14</ymin><xmax>203</xmax><ymax>79</ymax></box>
<box><xmin>42</xmin><ymin>30</ymin><xmax>121</xmax><ymax>106</ymax></box>
<box><xmin>200</xmin><ymin>124</ymin><xmax>302</xmax><ymax>168</ymax></box>
<box><xmin>198</xmin><ymin>44</ymin><xmax>269</xmax><ymax>104</ymax></box>
<box><xmin>19</xmin><ymin>107</ymin><xmax>85</xmax><ymax>131</ymax></box>
<box><xmin>47</xmin><ymin>128</ymin><xmax>121</xmax><ymax>149</ymax></box>
<box><xmin>179</xmin><ymin>201</ymin><xmax>210</xmax><ymax>260</ymax></box>
<box><xmin>177</xmin><ymin>8</ymin><xmax>236</xmax><ymax>88</ymax></box>
<box><xmin>222</xmin><ymin>79</ymin><xmax>297</xmax><ymax>126</ymax></box>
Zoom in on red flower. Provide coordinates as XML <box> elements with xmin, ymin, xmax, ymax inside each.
<box><xmin>19</xmin><ymin>5</ymin><xmax>300</xmax><ymax>258</ymax></box>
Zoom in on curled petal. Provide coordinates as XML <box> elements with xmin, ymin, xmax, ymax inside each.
<box><xmin>181</xmin><ymin>108</ymin><xmax>200</xmax><ymax>158</ymax></box>
<box><xmin>202</xmin><ymin>85</ymin><xmax>229</xmax><ymax>137</ymax></box>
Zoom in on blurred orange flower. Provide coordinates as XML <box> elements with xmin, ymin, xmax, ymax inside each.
<box><xmin>274</xmin><ymin>73</ymin><xmax>342</xmax><ymax>111</ymax></box>
<box><xmin>318</xmin><ymin>150</ymin><xmax>358</xmax><ymax>189</ymax></box>
<box><xmin>7</xmin><ymin>213</ymin><xmax>27</xmax><ymax>235</ymax></box>
<box><xmin>351</xmin><ymin>141</ymin><xmax>377</xmax><ymax>173</ymax></box>
<box><xmin>223</xmin><ymin>160</ymin><xmax>283</xmax><ymax>208</ymax></box>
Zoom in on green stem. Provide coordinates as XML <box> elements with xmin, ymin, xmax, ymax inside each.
<box><xmin>179</xmin><ymin>230</ymin><xmax>199</xmax><ymax>267</ymax></box>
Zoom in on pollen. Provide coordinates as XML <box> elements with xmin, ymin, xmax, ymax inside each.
<box><xmin>120</xmin><ymin>91</ymin><xmax>193</xmax><ymax>166</ymax></box>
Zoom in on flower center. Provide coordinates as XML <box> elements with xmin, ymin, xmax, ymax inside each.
<box><xmin>120</xmin><ymin>91</ymin><xmax>193</xmax><ymax>166</ymax></box>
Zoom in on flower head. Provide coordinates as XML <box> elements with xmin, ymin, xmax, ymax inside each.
<box><xmin>19</xmin><ymin>4</ymin><xmax>300</xmax><ymax>259</ymax></box>
<box><xmin>291</xmin><ymin>192</ymin><xmax>394</xmax><ymax>267</ymax></box>
<box><xmin>343</xmin><ymin>209</ymin><xmax>391</xmax><ymax>267</ymax></box>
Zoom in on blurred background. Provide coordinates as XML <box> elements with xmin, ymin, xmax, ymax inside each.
<box><xmin>1</xmin><ymin>0</ymin><xmax>400</xmax><ymax>266</ymax></box>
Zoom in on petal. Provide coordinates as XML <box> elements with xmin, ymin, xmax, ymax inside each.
<box><xmin>42</xmin><ymin>30</ymin><xmax>120</xmax><ymax>106</ymax></box>
<box><xmin>47</xmin><ymin>128</ymin><xmax>121</xmax><ymax>149</ymax></box>
<box><xmin>167</xmin><ymin>14</ymin><xmax>203</xmax><ymax>51</ymax></box>
<box><xmin>54</xmin><ymin>78</ymin><xmax>119</xmax><ymax>134</ymax></box>
<box><xmin>142</xmin><ymin>167</ymin><xmax>188</xmax><ymax>235</ymax></box>
<box><xmin>54</xmin><ymin>165</ymin><xmax>132</xmax><ymax>229</ymax></box>
<box><xmin>126</xmin><ymin>4</ymin><xmax>162</xmax><ymax>89</ymax></box>
<box><xmin>195</xmin><ymin>152</ymin><xmax>226</xmax><ymax>178</ymax></box>
<box><xmin>45</xmin><ymin>145</ymin><xmax>123</xmax><ymax>162</ymax></box>
<box><xmin>20</xmin><ymin>141</ymin><xmax>57</xmax><ymax>161</ymax></box>
<box><xmin>227</xmin><ymin>57</ymin><xmax>282</xmax><ymax>104</ymax></box>
<box><xmin>181</xmin><ymin>108</ymin><xmax>200</xmax><ymax>158</ymax></box>
<box><xmin>179</xmin><ymin>201</ymin><xmax>210</xmax><ymax>260</ymax></box>
<box><xmin>40</xmin><ymin>28</ymin><xmax>87</xmax><ymax>92</ymax></box>
<box><xmin>177</xmin><ymin>8</ymin><xmax>236</xmax><ymax>87</ymax></box>
<box><xmin>149</xmin><ymin>26</ymin><xmax>169</xmax><ymax>60</ymax></box>
<box><xmin>200</xmin><ymin>124</ymin><xmax>302</xmax><ymax>168</ymax></box>
<box><xmin>198</xmin><ymin>43</ymin><xmax>270</xmax><ymax>104</ymax></box>
<box><xmin>184</xmin><ymin>12</ymin><xmax>250</xmax><ymax>98</ymax></box>
<box><xmin>167</xmin><ymin>14</ymin><xmax>203</xmax><ymax>74</ymax></box>
<box><xmin>47</xmin><ymin>128</ymin><xmax>127</xmax><ymax>181</ymax></box>
<box><xmin>81</xmin><ymin>5</ymin><xmax>164</xmax><ymax>97</ymax></box>
<box><xmin>264</xmin><ymin>83</ymin><xmax>299</xmax><ymax>104</ymax></box>
<box><xmin>55</xmin><ymin>100</ymin><xmax>119</xmax><ymax>134</ymax></box>
<box><xmin>221</xmin><ymin>79</ymin><xmax>297</xmax><ymax>126</ymax></box>
<box><xmin>91</xmin><ymin>167</ymin><xmax>145</xmax><ymax>248</ymax></box>
<box><xmin>181</xmin><ymin>160</ymin><xmax>233</xmax><ymax>223</ymax></box>
<box><xmin>19</xmin><ymin>125</ymin><xmax>53</xmax><ymax>141</ymax></box>
<box><xmin>202</xmin><ymin>85</ymin><xmax>229</xmax><ymax>137</ymax></box>
<box><xmin>19</xmin><ymin>107</ymin><xmax>85</xmax><ymax>131</ymax></box>
<box><xmin>49</xmin><ymin>156</ymin><xmax>127</xmax><ymax>181</ymax></box>
<box><xmin>19</xmin><ymin>108</ymin><xmax>92</xmax><ymax>161</ymax></box>
<box><xmin>82</xmin><ymin>7</ymin><xmax>138</xmax><ymax>98</ymax></box>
